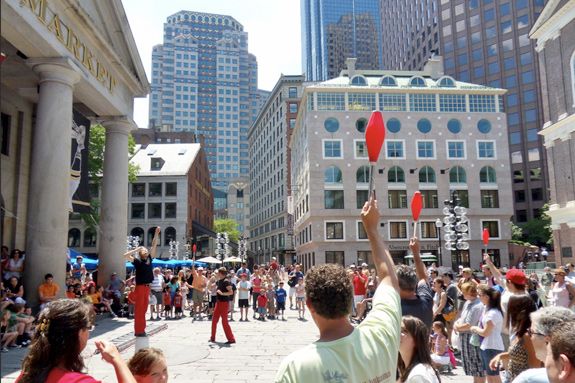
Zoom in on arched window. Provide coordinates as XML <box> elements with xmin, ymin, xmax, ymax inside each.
<box><xmin>68</xmin><ymin>228</ymin><xmax>81</xmax><ymax>247</ymax></box>
<box><xmin>324</xmin><ymin>166</ymin><xmax>343</xmax><ymax>184</ymax></box>
<box><xmin>164</xmin><ymin>227</ymin><xmax>176</xmax><ymax>246</ymax></box>
<box><xmin>130</xmin><ymin>227</ymin><xmax>144</xmax><ymax>245</ymax></box>
<box><xmin>351</xmin><ymin>75</ymin><xmax>367</xmax><ymax>86</ymax></box>
<box><xmin>356</xmin><ymin>118</ymin><xmax>367</xmax><ymax>133</ymax></box>
<box><xmin>449</xmin><ymin>166</ymin><xmax>467</xmax><ymax>183</ymax></box>
<box><xmin>380</xmin><ymin>75</ymin><xmax>397</xmax><ymax>86</ymax></box>
<box><xmin>480</xmin><ymin>166</ymin><xmax>497</xmax><ymax>183</ymax></box>
<box><xmin>409</xmin><ymin>76</ymin><xmax>426</xmax><ymax>87</ymax></box>
<box><xmin>437</xmin><ymin>76</ymin><xmax>456</xmax><ymax>87</ymax></box>
<box><xmin>388</xmin><ymin>166</ymin><xmax>405</xmax><ymax>183</ymax></box>
<box><xmin>356</xmin><ymin>166</ymin><xmax>370</xmax><ymax>183</ymax></box>
<box><xmin>147</xmin><ymin>227</ymin><xmax>161</xmax><ymax>246</ymax></box>
<box><xmin>419</xmin><ymin>166</ymin><xmax>436</xmax><ymax>183</ymax></box>
<box><xmin>83</xmin><ymin>228</ymin><xmax>97</xmax><ymax>248</ymax></box>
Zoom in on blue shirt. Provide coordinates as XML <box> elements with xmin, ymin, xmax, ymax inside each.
<box><xmin>276</xmin><ymin>288</ymin><xmax>287</xmax><ymax>303</ymax></box>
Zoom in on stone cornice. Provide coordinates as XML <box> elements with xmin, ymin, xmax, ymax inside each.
<box><xmin>540</xmin><ymin>114</ymin><xmax>575</xmax><ymax>147</ymax></box>
<box><xmin>548</xmin><ymin>201</ymin><xmax>575</xmax><ymax>228</ymax></box>
<box><xmin>530</xmin><ymin>0</ymin><xmax>575</xmax><ymax>45</ymax></box>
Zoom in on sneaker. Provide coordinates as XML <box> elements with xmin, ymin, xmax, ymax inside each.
<box><xmin>225</xmin><ymin>340</ymin><xmax>236</xmax><ymax>344</ymax></box>
<box><xmin>209</xmin><ymin>338</ymin><xmax>215</xmax><ymax>343</ymax></box>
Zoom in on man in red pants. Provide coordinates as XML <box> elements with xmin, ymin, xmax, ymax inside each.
<box><xmin>210</xmin><ymin>267</ymin><xmax>236</xmax><ymax>344</ymax></box>
<box><xmin>125</xmin><ymin>226</ymin><xmax>160</xmax><ymax>337</ymax></box>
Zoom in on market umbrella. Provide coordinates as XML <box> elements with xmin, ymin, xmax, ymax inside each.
<box><xmin>197</xmin><ymin>256</ymin><xmax>222</xmax><ymax>264</ymax></box>
<box><xmin>223</xmin><ymin>256</ymin><xmax>242</xmax><ymax>263</ymax></box>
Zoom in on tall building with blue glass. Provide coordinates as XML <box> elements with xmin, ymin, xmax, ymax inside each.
<box><xmin>149</xmin><ymin>11</ymin><xmax>258</xmax><ymax>194</ymax></box>
<box><xmin>301</xmin><ymin>0</ymin><xmax>383</xmax><ymax>81</ymax></box>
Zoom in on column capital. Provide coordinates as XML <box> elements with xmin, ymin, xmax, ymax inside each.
<box><xmin>99</xmin><ymin>117</ymin><xmax>137</xmax><ymax>134</ymax></box>
<box><xmin>27</xmin><ymin>57</ymin><xmax>81</xmax><ymax>88</ymax></box>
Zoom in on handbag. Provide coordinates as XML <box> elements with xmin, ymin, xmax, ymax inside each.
<box><xmin>442</xmin><ymin>296</ymin><xmax>457</xmax><ymax>321</ymax></box>
<box><xmin>469</xmin><ymin>333</ymin><xmax>481</xmax><ymax>347</ymax></box>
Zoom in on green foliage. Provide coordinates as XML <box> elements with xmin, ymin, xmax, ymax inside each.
<box><xmin>80</xmin><ymin>124</ymin><xmax>139</xmax><ymax>228</ymax></box>
<box><xmin>517</xmin><ymin>204</ymin><xmax>553</xmax><ymax>247</ymax></box>
<box><xmin>213</xmin><ymin>219</ymin><xmax>240</xmax><ymax>243</ymax></box>
<box><xmin>510</xmin><ymin>222</ymin><xmax>523</xmax><ymax>241</ymax></box>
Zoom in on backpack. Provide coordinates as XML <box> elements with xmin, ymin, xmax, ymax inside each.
<box><xmin>442</xmin><ymin>295</ymin><xmax>457</xmax><ymax>321</ymax></box>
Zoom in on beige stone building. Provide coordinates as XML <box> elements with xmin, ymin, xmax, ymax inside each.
<box><xmin>290</xmin><ymin>58</ymin><xmax>513</xmax><ymax>270</ymax></box>
<box><xmin>530</xmin><ymin>0</ymin><xmax>575</xmax><ymax>264</ymax></box>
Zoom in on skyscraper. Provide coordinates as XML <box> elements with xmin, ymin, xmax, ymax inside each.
<box><xmin>381</xmin><ymin>0</ymin><xmax>549</xmax><ymax>224</ymax></box>
<box><xmin>301</xmin><ymin>0</ymin><xmax>383</xmax><ymax>81</ymax></box>
<box><xmin>149</xmin><ymin>11</ymin><xmax>259</xmax><ymax>194</ymax></box>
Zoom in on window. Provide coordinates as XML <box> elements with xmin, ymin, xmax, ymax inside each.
<box><xmin>324</xmin><ymin>166</ymin><xmax>342</xmax><ymax>183</ymax></box>
<box><xmin>387</xmin><ymin>118</ymin><xmax>401</xmax><ymax>133</ymax></box>
<box><xmin>514</xmin><ymin>170</ymin><xmax>525</xmax><ymax>183</ymax></box>
<box><xmin>325</xmin><ymin>251</ymin><xmax>345</xmax><ymax>265</ymax></box>
<box><xmin>477</xmin><ymin>141</ymin><xmax>496</xmax><ymax>158</ymax></box>
<box><xmin>447</xmin><ymin>119</ymin><xmax>462</xmax><ymax>134</ymax></box>
<box><xmin>355</xmin><ymin>140</ymin><xmax>367</xmax><ymax>158</ymax></box>
<box><xmin>380</xmin><ymin>94</ymin><xmax>407</xmax><ymax>111</ymax></box>
<box><xmin>131</xmin><ymin>203</ymin><xmax>145</xmax><ymax>219</ymax></box>
<box><xmin>68</xmin><ymin>228</ymin><xmax>81</xmax><ymax>247</ymax></box>
<box><xmin>484</xmin><ymin>8</ymin><xmax>495</xmax><ymax>21</ymax></box>
<box><xmin>447</xmin><ymin>141</ymin><xmax>465</xmax><ymax>159</ymax></box>
<box><xmin>83</xmin><ymin>229</ymin><xmax>97</xmax><ymax>248</ymax></box>
<box><xmin>528</xmin><ymin>148</ymin><xmax>540</xmax><ymax>162</ymax></box>
<box><xmin>356</xmin><ymin>166</ymin><xmax>370</xmax><ymax>183</ymax></box>
<box><xmin>410</xmin><ymin>95</ymin><xmax>436</xmax><ymax>112</ymax></box>
<box><xmin>507</xmin><ymin>94</ymin><xmax>518</xmax><ymax>108</ymax></box>
<box><xmin>438</xmin><ymin>77</ymin><xmax>456</xmax><ymax>88</ymax></box>
<box><xmin>325</xmin><ymin>222</ymin><xmax>344</xmax><ymax>240</ymax></box>
<box><xmin>470</xmin><ymin>96</ymin><xmax>496</xmax><ymax>113</ymax></box>
<box><xmin>477</xmin><ymin>119</ymin><xmax>492</xmax><ymax>134</ymax></box>
<box><xmin>290</xmin><ymin>118</ymin><xmax>296</xmax><ymax>129</ymax></box>
<box><xmin>357</xmin><ymin>221</ymin><xmax>368</xmax><ymax>240</ymax></box>
<box><xmin>349</xmin><ymin>93</ymin><xmax>376</xmax><ymax>111</ymax></box>
<box><xmin>421</xmin><ymin>222</ymin><xmax>438</xmax><ymax>239</ymax></box>
<box><xmin>482</xmin><ymin>220</ymin><xmax>500</xmax><ymax>238</ymax></box>
<box><xmin>317</xmin><ymin>93</ymin><xmax>345</xmax><ymax>110</ymax></box>
<box><xmin>454</xmin><ymin>190</ymin><xmax>470</xmax><ymax>208</ymax></box>
<box><xmin>531</xmin><ymin>188</ymin><xmax>543</xmax><ymax>201</ymax></box>
<box><xmin>417</xmin><ymin>141</ymin><xmax>435</xmax><ymax>158</ymax></box>
<box><xmin>149</xmin><ymin>183</ymin><xmax>162</xmax><ymax>197</ymax></box>
<box><xmin>449</xmin><ymin>166</ymin><xmax>467</xmax><ymax>184</ymax></box>
<box><xmin>515</xmin><ymin>190</ymin><xmax>526</xmax><ymax>203</ymax></box>
<box><xmin>561</xmin><ymin>247</ymin><xmax>573</xmax><ymax>259</ymax></box>
<box><xmin>324</xmin><ymin>190</ymin><xmax>344</xmax><ymax>209</ymax></box>
<box><xmin>357</xmin><ymin>190</ymin><xmax>369</xmax><ymax>209</ymax></box>
<box><xmin>163</xmin><ymin>227</ymin><xmax>176</xmax><ymax>246</ymax></box>
<box><xmin>351</xmin><ymin>76</ymin><xmax>367</xmax><ymax>86</ymax></box>
<box><xmin>458</xmin><ymin>53</ymin><xmax>468</xmax><ymax>66</ymax></box>
<box><xmin>147</xmin><ymin>227</ymin><xmax>161</xmax><ymax>246</ymax></box>
<box><xmin>288</xmin><ymin>87</ymin><xmax>298</xmax><ymax>98</ymax></box>
<box><xmin>480</xmin><ymin>166</ymin><xmax>497</xmax><ymax>183</ymax></box>
<box><xmin>419</xmin><ymin>166</ymin><xmax>436</xmax><ymax>183</ymax></box>
<box><xmin>148</xmin><ymin>203</ymin><xmax>162</xmax><ymax>219</ymax></box>
<box><xmin>516</xmin><ymin>209</ymin><xmax>528</xmax><ymax>223</ymax></box>
<box><xmin>389</xmin><ymin>190</ymin><xmax>407</xmax><ymax>209</ymax></box>
<box><xmin>132</xmin><ymin>183</ymin><xmax>146</xmax><ymax>197</ymax></box>
<box><xmin>356</xmin><ymin>118</ymin><xmax>367</xmax><ymax>133</ymax></box>
<box><xmin>289</xmin><ymin>103</ymin><xmax>298</xmax><ymax>114</ymax></box>
<box><xmin>323</xmin><ymin>140</ymin><xmax>342</xmax><ymax>158</ymax></box>
<box><xmin>527</xmin><ymin>129</ymin><xmax>538</xmax><ymax>142</ymax></box>
<box><xmin>504</xmin><ymin>57</ymin><xmax>516</xmax><ymax>71</ymax></box>
<box><xmin>388</xmin><ymin>166</ymin><xmax>405</xmax><ymax>183</ymax></box>
<box><xmin>386</xmin><ymin>140</ymin><xmax>405</xmax><ymax>159</ymax></box>
<box><xmin>522</xmin><ymin>71</ymin><xmax>535</xmax><ymax>84</ymax></box>
<box><xmin>389</xmin><ymin>222</ymin><xmax>408</xmax><ymax>239</ymax></box>
<box><xmin>409</xmin><ymin>77</ymin><xmax>426</xmax><ymax>87</ymax></box>
<box><xmin>165</xmin><ymin>182</ymin><xmax>177</xmax><ymax>196</ymax></box>
<box><xmin>530</xmin><ymin>167</ymin><xmax>542</xmax><ymax>181</ymax></box>
<box><xmin>324</xmin><ymin>117</ymin><xmax>340</xmax><ymax>133</ymax></box>
<box><xmin>501</xmin><ymin>20</ymin><xmax>512</xmax><ymax>34</ymax></box>
<box><xmin>380</xmin><ymin>76</ymin><xmax>397</xmax><ymax>86</ymax></box>
<box><xmin>472</xmin><ymin>49</ymin><xmax>483</xmax><ymax>61</ymax></box>
<box><xmin>481</xmin><ymin>190</ymin><xmax>499</xmax><ymax>208</ymax></box>
<box><xmin>439</xmin><ymin>94</ymin><xmax>466</xmax><ymax>112</ymax></box>
<box><xmin>422</xmin><ymin>190</ymin><xmax>438</xmax><ymax>208</ymax></box>
<box><xmin>165</xmin><ymin>203</ymin><xmax>176</xmax><ymax>218</ymax></box>
<box><xmin>500</xmin><ymin>3</ymin><xmax>510</xmax><ymax>16</ymax></box>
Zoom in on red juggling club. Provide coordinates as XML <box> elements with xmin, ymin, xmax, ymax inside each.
<box><xmin>411</xmin><ymin>191</ymin><xmax>423</xmax><ymax>236</ymax></box>
<box><xmin>365</xmin><ymin>111</ymin><xmax>386</xmax><ymax>198</ymax></box>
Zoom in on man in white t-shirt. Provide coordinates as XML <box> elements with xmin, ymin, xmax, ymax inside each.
<box><xmin>275</xmin><ymin>198</ymin><xmax>400</xmax><ymax>383</ymax></box>
<box><xmin>237</xmin><ymin>273</ymin><xmax>251</xmax><ymax>321</ymax></box>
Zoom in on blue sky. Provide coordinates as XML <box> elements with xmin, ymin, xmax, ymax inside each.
<box><xmin>122</xmin><ymin>0</ymin><xmax>302</xmax><ymax>128</ymax></box>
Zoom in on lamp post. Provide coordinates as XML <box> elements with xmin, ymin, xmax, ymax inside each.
<box><xmin>443</xmin><ymin>190</ymin><xmax>470</xmax><ymax>270</ymax></box>
<box><xmin>435</xmin><ymin>218</ymin><xmax>443</xmax><ymax>266</ymax></box>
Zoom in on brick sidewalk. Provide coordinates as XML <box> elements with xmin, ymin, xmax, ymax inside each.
<box><xmin>1</xmin><ymin>308</ymin><xmax>473</xmax><ymax>382</ymax></box>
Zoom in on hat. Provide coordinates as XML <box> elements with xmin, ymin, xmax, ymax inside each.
<box><xmin>462</xmin><ymin>267</ymin><xmax>473</xmax><ymax>274</ymax></box>
<box><xmin>555</xmin><ymin>268</ymin><xmax>566</xmax><ymax>276</ymax></box>
<box><xmin>197</xmin><ymin>267</ymin><xmax>204</xmax><ymax>271</ymax></box>
<box><xmin>361</xmin><ymin>263</ymin><xmax>368</xmax><ymax>268</ymax></box>
<box><xmin>349</xmin><ymin>264</ymin><xmax>356</xmax><ymax>269</ymax></box>
<box><xmin>506</xmin><ymin>269</ymin><xmax>527</xmax><ymax>286</ymax></box>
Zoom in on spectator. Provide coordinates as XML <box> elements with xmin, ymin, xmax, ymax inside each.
<box><xmin>127</xmin><ymin>286</ymin><xmax>137</xmax><ymax>318</ymax></box>
<box><xmin>4</xmin><ymin>249</ymin><xmax>24</xmax><ymax>282</ymax></box>
<box><xmin>352</xmin><ymin>265</ymin><xmax>368</xmax><ymax>315</ymax></box>
<box><xmin>442</xmin><ymin>271</ymin><xmax>458</xmax><ymax>344</ymax></box>
<box><xmin>1</xmin><ymin>308</ymin><xmax>19</xmax><ymax>352</ymax></box>
<box><xmin>549</xmin><ymin>269</ymin><xmax>575</xmax><ymax>309</ymax></box>
<box><xmin>105</xmin><ymin>272</ymin><xmax>123</xmax><ymax>302</ymax></box>
<box><xmin>295</xmin><ymin>278</ymin><xmax>306</xmax><ymax>319</ymax></box>
<box><xmin>65</xmin><ymin>285</ymin><xmax>76</xmax><ymax>299</ymax></box>
<box><xmin>38</xmin><ymin>273</ymin><xmax>60</xmax><ymax>310</ymax></box>
<box><xmin>237</xmin><ymin>273</ymin><xmax>251</xmax><ymax>322</ymax></box>
<box><xmin>251</xmin><ymin>270</ymin><xmax>263</xmax><ymax>319</ymax></box>
<box><xmin>566</xmin><ymin>263</ymin><xmax>575</xmax><ymax>280</ymax></box>
<box><xmin>70</xmin><ymin>255</ymin><xmax>86</xmax><ymax>281</ymax></box>
<box><xmin>431</xmin><ymin>277</ymin><xmax>447</xmax><ymax>323</ymax></box>
<box><xmin>1</xmin><ymin>246</ymin><xmax>9</xmax><ymax>273</ymax></box>
<box><xmin>398</xmin><ymin>316</ymin><xmax>440</xmax><ymax>382</ymax></box>
<box><xmin>545</xmin><ymin>321</ymin><xmax>575</xmax><ymax>383</ymax></box>
<box><xmin>430</xmin><ymin>321</ymin><xmax>450</xmax><ymax>368</ymax></box>
<box><xmin>237</xmin><ymin>262</ymin><xmax>251</xmax><ymax>279</ymax></box>
<box><xmin>540</xmin><ymin>267</ymin><xmax>554</xmax><ymax>306</ymax></box>
<box><xmin>287</xmin><ymin>265</ymin><xmax>303</xmax><ymax>309</ymax></box>
<box><xmin>128</xmin><ymin>347</ymin><xmax>168</xmax><ymax>383</ymax></box>
<box><xmin>6</xmin><ymin>276</ymin><xmax>25</xmax><ymax>304</ymax></box>
<box><xmin>275</xmin><ymin>198</ymin><xmax>400</xmax><ymax>382</ymax></box>
<box><xmin>257</xmin><ymin>289</ymin><xmax>267</xmax><ymax>321</ymax></box>
<box><xmin>189</xmin><ymin>266</ymin><xmax>206</xmax><ymax>320</ymax></box>
<box><xmin>265</xmin><ymin>282</ymin><xmax>276</xmax><ymax>320</ymax></box>
<box><xmin>150</xmin><ymin>267</ymin><xmax>164</xmax><ymax>320</ymax></box>
<box><xmin>16</xmin><ymin>299</ymin><xmax>135</xmax><ymax>383</ymax></box>
<box><xmin>275</xmin><ymin>281</ymin><xmax>287</xmax><ymax>321</ymax></box>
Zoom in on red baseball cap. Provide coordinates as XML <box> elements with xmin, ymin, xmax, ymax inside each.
<box><xmin>506</xmin><ymin>269</ymin><xmax>526</xmax><ymax>286</ymax></box>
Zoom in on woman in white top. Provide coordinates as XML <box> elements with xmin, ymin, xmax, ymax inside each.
<box><xmin>470</xmin><ymin>285</ymin><xmax>505</xmax><ymax>383</ymax></box>
<box><xmin>398</xmin><ymin>315</ymin><xmax>441</xmax><ymax>383</ymax></box>
<box><xmin>549</xmin><ymin>268</ymin><xmax>575</xmax><ymax>309</ymax></box>
<box><xmin>3</xmin><ymin>249</ymin><xmax>24</xmax><ymax>281</ymax></box>
<box><xmin>431</xmin><ymin>277</ymin><xmax>447</xmax><ymax>323</ymax></box>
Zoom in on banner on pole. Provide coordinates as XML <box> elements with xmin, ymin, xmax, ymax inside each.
<box><xmin>69</xmin><ymin>110</ymin><xmax>91</xmax><ymax>213</ymax></box>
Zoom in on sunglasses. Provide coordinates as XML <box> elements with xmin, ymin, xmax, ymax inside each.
<box><xmin>527</xmin><ymin>328</ymin><xmax>545</xmax><ymax>337</ymax></box>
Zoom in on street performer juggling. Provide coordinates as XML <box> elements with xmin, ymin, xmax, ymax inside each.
<box><xmin>124</xmin><ymin>226</ymin><xmax>160</xmax><ymax>337</ymax></box>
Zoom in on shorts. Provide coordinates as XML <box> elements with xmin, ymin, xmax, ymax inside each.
<box><xmin>192</xmin><ymin>289</ymin><xmax>204</xmax><ymax>304</ymax></box>
<box><xmin>296</xmin><ymin>296</ymin><xmax>305</xmax><ymax>302</ymax></box>
<box><xmin>431</xmin><ymin>353</ymin><xmax>450</xmax><ymax>365</ymax></box>
<box><xmin>276</xmin><ymin>301</ymin><xmax>286</xmax><ymax>311</ymax></box>
<box><xmin>289</xmin><ymin>286</ymin><xmax>297</xmax><ymax>297</ymax></box>
<box><xmin>239</xmin><ymin>299</ymin><xmax>249</xmax><ymax>308</ymax></box>
<box><xmin>209</xmin><ymin>296</ymin><xmax>216</xmax><ymax>308</ymax></box>
<box><xmin>353</xmin><ymin>295</ymin><xmax>365</xmax><ymax>307</ymax></box>
<box><xmin>258</xmin><ymin>307</ymin><xmax>266</xmax><ymax>315</ymax></box>
<box><xmin>152</xmin><ymin>290</ymin><xmax>163</xmax><ymax>303</ymax></box>
<box><xmin>266</xmin><ymin>302</ymin><xmax>275</xmax><ymax>311</ymax></box>
<box><xmin>164</xmin><ymin>305</ymin><xmax>171</xmax><ymax>312</ymax></box>
<box><xmin>175</xmin><ymin>307</ymin><xmax>182</xmax><ymax>314</ymax></box>
<box><xmin>481</xmin><ymin>348</ymin><xmax>501</xmax><ymax>376</ymax></box>
<box><xmin>149</xmin><ymin>294</ymin><xmax>157</xmax><ymax>306</ymax></box>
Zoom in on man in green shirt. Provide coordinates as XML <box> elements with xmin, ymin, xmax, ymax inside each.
<box><xmin>275</xmin><ymin>198</ymin><xmax>400</xmax><ymax>382</ymax></box>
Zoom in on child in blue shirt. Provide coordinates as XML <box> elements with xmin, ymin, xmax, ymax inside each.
<box><xmin>275</xmin><ymin>281</ymin><xmax>287</xmax><ymax>321</ymax></box>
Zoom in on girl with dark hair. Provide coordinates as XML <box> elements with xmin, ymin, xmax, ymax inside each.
<box><xmin>488</xmin><ymin>295</ymin><xmax>539</xmax><ymax>381</ymax></box>
<box><xmin>16</xmin><ymin>299</ymin><xmax>135</xmax><ymax>383</ymax></box>
<box><xmin>470</xmin><ymin>286</ymin><xmax>504</xmax><ymax>383</ymax></box>
<box><xmin>398</xmin><ymin>315</ymin><xmax>441</xmax><ymax>383</ymax></box>
<box><xmin>431</xmin><ymin>277</ymin><xmax>447</xmax><ymax>323</ymax></box>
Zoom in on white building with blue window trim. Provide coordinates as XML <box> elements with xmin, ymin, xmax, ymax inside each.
<box><xmin>290</xmin><ymin>57</ymin><xmax>514</xmax><ymax>270</ymax></box>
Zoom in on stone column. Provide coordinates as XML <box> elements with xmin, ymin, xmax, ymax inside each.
<box><xmin>97</xmin><ymin>118</ymin><xmax>133</xmax><ymax>285</ymax></box>
<box><xmin>24</xmin><ymin>58</ymin><xmax>80</xmax><ymax>308</ymax></box>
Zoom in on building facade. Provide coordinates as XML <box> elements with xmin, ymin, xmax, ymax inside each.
<box><xmin>301</xmin><ymin>0</ymin><xmax>383</xmax><ymax>81</ymax></box>
<box><xmin>1</xmin><ymin>0</ymin><xmax>148</xmax><ymax>306</ymax></box>
<box><xmin>530</xmin><ymin>0</ymin><xmax>575</xmax><ymax>264</ymax></box>
<box><xmin>148</xmin><ymin>11</ymin><xmax>259</xmax><ymax>196</ymax></box>
<box><xmin>290</xmin><ymin>58</ymin><xmax>513</xmax><ymax>270</ymax></box>
<box><xmin>249</xmin><ymin>75</ymin><xmax>305</xmax><ymax>265</ymax></box>
<box><xmin>381</xmin><ymin>0</ymin><xmax>441</xmax><ymax>71</ymax></box>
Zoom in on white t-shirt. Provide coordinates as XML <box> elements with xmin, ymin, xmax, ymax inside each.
<box><xmin>238</xmin><ymin>280</ymin><xmax>251</xmax><ymax>300</ymax></box>
<box><xmin>406</xmin><ymin>364</ymin><xmax>440</xmax><ymax>383</ymax></box>
<box><xmin>480</xmin><ymin>308</ymin><xmax>505</xmax><ymax>351</ymax></box>
<box><xmin>275</xmin><ymin>284</ymin><xmax>401</xmax><ymax>383</ymax></box>
<box><xmin>513</xmin><ymin>368</ymin><xmax>549</xmax><ymax>383</ymax></box>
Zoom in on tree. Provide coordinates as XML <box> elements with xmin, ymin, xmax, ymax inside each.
<box><xmin>213</xmin><ymin>218</ymin><xmax>240</xmax><ymax>243</ymax></box>
<box><xmin>510</xmin><ymin>222</ymin><xmax>523</xmax><ymax>242</ymax></box>
<box><xmin>79</xmin><ymin>124</ymin><xmax>139</xmax><ymax>229</ymax></box>
<box><xmin>520</xmin><ymin>204</ymin><xmax>553</xmax><ymax>247</ymax></box>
